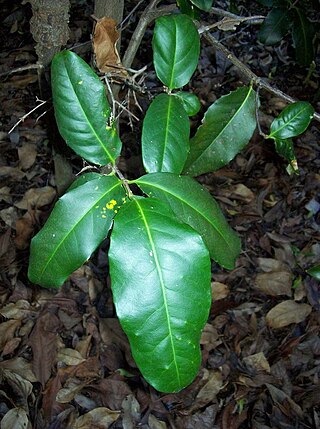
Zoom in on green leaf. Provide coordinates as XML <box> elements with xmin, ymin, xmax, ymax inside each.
<box><xmin>306</xmin><ymin>264</ymin><xmax>320</xmax><ymax>281</ymax></box>
<box><xmin>258</xmin><ymin>8</ymin><xmax>290</xmax><ymax>45</ymax></box>
<box><xmin>291</xmin><ymin>8</ymin><xmax>315</xmax><ymax>66</ymax></box>
<box><xmin>189</xmin><ymin>0</ymin><xmax>213</xmax><ymax>11</ymax></box>
<box><xmin>153</xmin><ymin>14</ymin><xmax>200</xmax><ymax>89</ymax></box>
<box><xmin>177</xmin><ymin>0</ymin><xmax>200</xmax><ymax>18</ymax></box>
<box><xmin>268</xmin><ymin>101</ymin><xmax>314</xmax><ymax>140</ymax></box>
<box><xmin>274</xmin><ymin>138</ymin><xmax>298</xmax><ymax>174</ymax></box>
<box><xmin>67</xmin><ymin>172</ymin><xmax>102</xmax><ymax>191</ymax></box>
<box><xmin>184</xmin><ymin>86</ymin><xmax>256</xmax><ymax>177</ymax></box>
<box><xmin>28</xmin><ymin>176</ymin><xmax>125</xmax><ymax>288</ymax></box>
<box><xmin>51</xmin><ymin>51</ymin><xmax>122</xmax><ymax>166</ymax></box>
<box><xmin>142</xmin><ymin>93</ymin><xmax>190</xmax><ymax>174</ymax></box>
<box><xmin>174</xmin><ymin>91</ymin><xmax>201</xmax><ymax>116</ymax></box>
<box><xmin>109</xmin><ymin>197</ymin><xmax>211</xmax><ymax>392</ymax></box>
<box><xmin>135</xmin><ymin>173</ymin><xmax>241</xmax><ymax>269</ymax></box>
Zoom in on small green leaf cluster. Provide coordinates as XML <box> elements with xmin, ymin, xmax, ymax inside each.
<box><xmin>267</xmin><ymin>101</ymin><xmax>314</xmax><ymax>174</ymax></box>
<box><xmin>27</xmin><ymin>11</ymin><xmax>315</xmax><ymax>393</ymax></box>
<box><xmin>257</xmin><ymin>0</ymin><xmax>316</xmax><ymax>66</ymax></box>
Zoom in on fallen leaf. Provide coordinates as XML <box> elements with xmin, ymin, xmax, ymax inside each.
<box><xmin>15</xmin><ymin>186</ymin><xmax>56</xmax><ymax>210</ymax></box>
<box><xmin>0</xmin><ymin>186</ymin><xmax>12</xmax><ymax>203</ymax></box>
<box><xmin>193</xmin><ymin>370</ymin><xmax>223</xmax><ymax>410</ymax></box>
<box><xmin>93</xmin><ymin>17</ymin><xmax>128</xmax><ymax>76</ymax></box>
<box><xmin>57</xmin><ymin>348</ymin><xmax>86</xmax><ymax>366</ymax></box>
<box><xmin>230</xmin><ymin>183</ymin><xmax>255</xmax><ymax>203</ymax></box>
<box><xmin>0</xmin><ymin>407</ymin><xmax>30</xmax><ymax>429</ymax></box>
<box><xmin>0</xmin><ymin>319</ymin><xmax>21</xmax><ymax>352</ymax></box>
<box><xmin>243</xmin><ymin>352</ymin><xmax>270</xmax><ymax>373</ymax></box>
<box><xmin>14</xmin><ymin>214</ymin><xmax>34</xmax><ymax>249</ymax></box>
<box><xmin>0</xmin><ymin>206</ymin><xmax>18</xmax><ymax>228</ymax></box>
<box><xmin>73</xmin><ymin>407</ymin><xmax>120</xmax><ymax>429</ymax></box>
<box><xmin>0</xmin><ymin>166</ymin><xmax>25</xmax><ymax>180</ymax></box>
<box><xmin>257</xmin><ymin>258</ymin><xmax>290</xmax><ymax>272</ymax></box>
<box><xmin>266</xmin><ymin>300</ymin><xmax>312</xmax><ymax>328</ymax></box>
<box><xmin>0</xmin><ymin>357</ymin><xmax>38</xmax><ymax>382</ymax></box>
<box><xmin>0</xmin><ymin>299</ymin><xmax>32</xmax><ymax>319</ymax></box>
<box><xmin>148</xmin><ymin>413</ymin><xmax>167</xmax><ymax>429</ymax></box>
<box><xmin>18</xmin><ymin>143</ymin><xmax>37</xmax><ymax>170</ymax></box>
<box><xmin>56</xmin><ymin>379</ymin><xmax>88</xmax><ymax>403</ymax></box>
<box><xmin>121</xmin><ymin>394</ymin><xmax>141</xmax><ymax>429</ymax></box>
<box><xmin>254</xmin><ymin>271</ymin><xmax>292</xmax><ymax>297</ymax></box>
<box><xmin>211</xmin><ymin>282</ymin><xmax>229</xmax><ymax>300</ymax></box>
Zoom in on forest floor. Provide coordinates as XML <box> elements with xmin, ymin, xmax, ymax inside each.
<box><xmin>0</xmin><ymin>1</ymin><xmax>319</xmax><ymax>428</ymax></box>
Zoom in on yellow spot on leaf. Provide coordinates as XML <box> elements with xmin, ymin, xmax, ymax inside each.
<box><xmin>78</xmin><ymin>80</ymin><xmax>83</xmax><ymax>85</ymax></box>
<box><xmin>101</xmin><ymin>214</ymin><xmax>107</xmax><ymax>218</ymax></box>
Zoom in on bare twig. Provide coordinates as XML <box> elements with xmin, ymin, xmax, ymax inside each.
<box><xmin>122</xmin><ymin>1</ymin><xmax>176</xmax><ymax>69</ymax></box>
<box><xmin>202</xmin><ymin>32</ymin><xmax>320</xmax><ymax>123</ymax></box>
<box><xmin>8</xmin><ymin>97</ymin><xmax>48</xmax><ymax>134</ymax></box>
<box><xmin>210</xmin><ymin>7</ymin><xmax>265</xmax><ymax>25</ymax></box>
<box><xmin>113</xmin><ymin>164</ymin><xmax>133</xmax><ymax>198</ymax></box>
<box><xmin>0</xmin><ymin>63</ymin><xmax>43</xmax><ymax>78</ymax></box>
<box><xmin>198</xmin><ymin>15</ymin><xmax>265</xmax><ymax>34</ymax></box>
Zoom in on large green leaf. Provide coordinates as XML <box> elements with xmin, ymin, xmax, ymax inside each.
<box><xmin>135</xmin><ymin>173</ymin><xmax>240</xmax><ymax>269</ymax></box>
<box><xmin>109</xmin><ymin>197</ymin><xmax>211</xmax><ymax>392</ymax></box>
<box><xmin>51</xmin><ymin>51</ymin><xmax>122</xmax><ymax>166</ymax></box>
<box><xmin>268</xmin><ymin>101</ymin><xmax>314</xmax><ymax>140</ymax></box>
<box><xmin>142</xmin><ymin>93</ymin><xmax>190</xmax><ymax>174</ymax></box>
<box><xmin>153</xmin><ymin>14</ymin><xmax>200</xmax><ymax>89</ymax></box>
<box><xmin>189</xmin><ymin>0</ymin><xmax>213</xmax><ymax>11</ymax></box>
<box><xmin>28</xmin><ymin>176</ymin><xmax>125</xmax><ymax>288</ymax></box>
<box><xmin>184</xmin><ymin>86</ymin><xmax>256</xmax><ymax>177</ymax></box>
<box><xmin>291</xmin><ymin>9</ymin><xmax>315</xmax><ymax>66</ymax></box>
<box><xmin>258</xmin><ymin>8</ymin><xmax>290</xmax><ymax>45</ymax></box>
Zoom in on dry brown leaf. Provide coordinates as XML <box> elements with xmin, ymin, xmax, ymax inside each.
<box><xmin>93</xmin><ymin>17</ymin><xmax>128</xmax><ymax>76</ymax></box>
<box><xmin>0</xmin><ymin>319</ymin><xmax>21</xmax><ymax>352</ymax></box>
<box><xmin>230</xmin><ymin>183</ymin><xmax>255</xmax><ymax>203</ymax></box>
<box><xmin>0</xmin><ymin>166</ymin><xmax>25</xmax><ymax>180</ymax></box>
<box><xmin>57</xmin><ymin>348</ymin><xmax>86</xmax><ymax>366</ymax></box>
<box><xmin>18</xmin><ymin>143</ymin><xmax>37</xmax><ymax>170</ymax></box>
<box><xmin>257</xmin><ymin>257</ymin><xmax>290</xmax><ymax>272</ymax></box>
<box><xmin>148</xmin><ymin>414</ymin><xmax>168</xmax><ymax>429</ymax></box>
<box><xmin>15</xmin><ymin>214</ymin><xmax>34</xmax><ymax>249</ymax></box>
<box><xmin>29</xmin><ymin>311</ymin><xmax>60</xmax><ymax>386</ymax></box>
<box><xmin>211</xmin><ymin>282</ymin><xmax>229</xmax><ymax>300</ymax></box>
<box><xmin>15</xmin><ymin>186</ymin><xmax>56</xmax><ymax>210</ymax></box>
<box><xmin>0</xmin><ymin>186</ymin><xmax>12</xmax><ymax>203</ymax></box>
<box><xmin>243</xmin><ymin>352</ymin><xmax>270</xmax><ymax>373</ymax></box>
<box><xmin>121</xmin><ymin>394</ymin><xmax>141</xmax><ymax>429</ymax></box>
<box><xmin>0</xmin><ymin>408</ymin><xmax>30</xmax><ymax>429</ymax></box>
<box><xmin>200</xmin><ymin>323</ymin><xmax>221</xmax><ymax>351</ymax></box>
<box><xmin>254</xmin><ymin>271</ymin><xmax>292</xmax><ymax>297</ymax></box>
<box><xmin>0</xmin><ymin>299</ymin><xmax>32</xmax><ymax>319</ymax></box>
<box><xmin>0</xmin><ymin>357</ymin><xmax>38</xmax><ymax>383</ymax></box>
<box><xmin>74</xmin><ymin>407</ymin><xmax>120</xmax><ymax>429</ymax></box>
<box><xmin>56</xmin><ymin>379</ymin><xmax>88</xmax><ymax>403</ymax></box>
<box><xmin>266</xmin><ymin>300</ymin><xmax>312</xmax><ymax>329</ymax></box>
<box><xmin>193</xmin><ymin>370</ymin><xmax>223</xmax><ymax>410</ymax></box>
<box><xmin>0</xmin><ymin>206</ymin><xmax>18</xmax><ymax>228</ymax></box>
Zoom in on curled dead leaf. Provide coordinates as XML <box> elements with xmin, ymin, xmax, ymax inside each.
<box><xmin>211</xmin><ymin>282</ymin><xmax>229</xmax><ymax>300</ymax></box>
<box><xmin>266</xmin><ymin>300</ymin><xmax>312</xmax><ymax>329</ymax></box>
<box><xmin>74</xmin><ymin>407</ymin><xmax>120</xmax><ymax>429</ymax></box>
<box><xmin>15</xmin><ymin>186</ymin><xmax>56</xmax><ymax>210</ymax></box>
<box><xmin>243</xmin><ymin>352</ymin><xmax>270</xmax><ymax>373</ymax></box>
<box><xmin>18</xmin><ymin>143</ymin><xmax>37</xmax><ymax>170</ymax></box>
<box><xmin>93</xmin><ymin>17</ymin><xmax>128</xmax><ymax>76</ymax></box>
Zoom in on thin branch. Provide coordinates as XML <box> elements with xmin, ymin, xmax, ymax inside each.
<box><xmin>8</xmin><ymin>97</ymin><xmax>48</xmax><ymax>134</ymax></box>
<box><xmin>113</xmin><ymin>164</ymin><xmax>133</xmax><ymax>199</ymax></box>
<box><xmin>202</xmin><ymin>32</ymin><xmax>320</xmax><ymax>123</ymax></box>
<box><xmin>210</xmin><ymin>7</ymin><xmax>265</xmax><ymax>25</ymax></box>
<box><xmin>198</xmin><ymin>15</ymin><xmax>265</xmax><ymax>34</ymax></box>
<box><xmin>0</xmin><ymin>63</ymin><xmax>43</xmax><ymax>78</ymax></box>
<box><xmin>122</xmin><ymin>2</ymin><xmax>176</xmax><ymax>69</ymax></box>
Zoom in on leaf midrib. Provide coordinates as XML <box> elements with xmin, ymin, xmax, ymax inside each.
<box><xmin>38</xmin><ymin>180</ymin><xmax>121</xmax><ymax>281</ymax></box>
<box><xmin>62</xmin><ymin>56</ymin><xmax>115</xmax><ymax>165</ymax></box>
<box><xmin>135</xmin><ymin>198</ymin><xmax>181</xmax><ymax>388</ymax></box>
<box><xmin>189</xmin><ymin>86</ymin><xmax>254</xmax><ymax>166</ymax></box>
<box><xmin>136</xmin><ymin>178</ymin><xmax>234</xmax><ymax>255</ymax></box>
<box><xmin>159</xmin><ymin>95</ymin><xmax>173</xmax><ymax>171</ymax></box>
<box><xmin>269</xmin><ymin>104</ymin><xmax>310</xmax><ymax>138</ymax></box>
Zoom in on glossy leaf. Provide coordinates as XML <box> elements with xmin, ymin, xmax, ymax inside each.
<box><xmin>67</xmin><ymin>172</ymin><xmax>102</xmax><ymax>191</ymax></box>
<box><xmin>174</xmin><ymin>92</ymin><xmax>201</xmax><ymax>116</ymax></box>
<box><xmin>274</xmin><ymin>138</ymin><xmax>298</xmax><ymax>174</ymax></box>
<box><xmin>177</xmin><ymin>0</ymin><xmax>199</xmax><ymax>18</ymax></box>
<box><xmin>135</xmin><ymin>173</ymin><xmax>241</xmax><ymax>269</ymax></box>
<box><xmin>258</xmin><ymin>8</ymin><xmax>290</xmax><ymax>45</ymax></box>
<box><xmin>268</xmin><ymin>101</ymin><xmax>314</xmax><ymax>140</ymax></box>
<box><xmin>291</xmin><ymin>9</ymin><xmax>315</xmax><ymax>66</ymax></box>
<box><xmin>51</xmin><ymin>51</ymin><xmax>122</xmax><ymax>166</ymax></box>
<box><xmin>306</xmin><ymin>264</ymin><xmax>320</xmax><ymax>281</ymax></box>
<box><xmin>184</xmin><ymin>86</ymin><xmax>256</xmax><ymax>177</ymax></box>
<box><xmin>142</xmin><ymin>93</ymin><xmax>190</xmax><ymax>174</ymax></box>
<box><xmin>153</xmin><ymin>14</ymin><xmax>200</xmax><ymax>89</ymax></box>
<box><xmin>189</xmin><ymin>0</ymin><xmax>213</xmax><ymax>11</ymax></box>
<box><xmin>109</xmin><ymin>197</ymin><xmax>211</xmax><ymax>392</ymax></box>
<box><xmin>28</xmin><ymin>176</ymin><xmax>125</xmax><ymax>288</ymax></box>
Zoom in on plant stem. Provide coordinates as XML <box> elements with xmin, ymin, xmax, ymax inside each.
<box><xmin>202</xmin><ymin>32</ymin><xmax>320</xmax><ymax>123</ymax></box>
<box><xmin>113</xmin><ymin>165</ymin><xmax>133</xmax><ymax>199</ymax></box>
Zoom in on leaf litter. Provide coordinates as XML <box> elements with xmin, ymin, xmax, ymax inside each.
<box><xmin>0</xmin><ymin>1</ymin><xmax>320</xmax><ymax>428</ymax></box>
